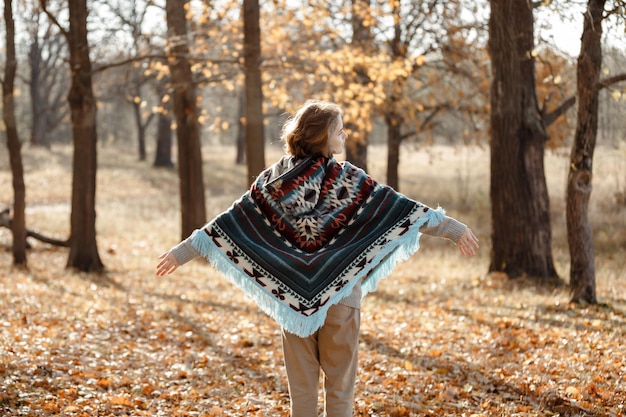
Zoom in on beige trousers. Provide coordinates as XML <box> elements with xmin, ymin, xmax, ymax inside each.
<box><xmin>282</xmin><ymin>304</ymin><xmax>360</xmax><ymax>417</ymax></box>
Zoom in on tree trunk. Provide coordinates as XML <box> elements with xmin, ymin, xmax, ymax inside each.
<box><xmin>28</xmin><ymin>36</ymin><xmax>50</xmax><ymax>148</ymax></box>
<box><xmin>65</xmin><ymin>0</ymin><xmax>103</xmax><ymax>272</ymax></box>
<box><xmin>487</xmin><ymin>0</ymin><xmax>558</xmax><ymax>281</ymax></box>
<box><xmin>131</xmin><ymin>101</ymin><xmax>147</xmax><ymax>161</ymax></box>
<box><xmin>165</xmin><ymin>0</ymin><xmax>207</xmax><ymax>239</ymax></box>
<box><xmin>235</xmin><ymin>89</ymin><xmax>246</xmax><ymax>165</ymax></box>
<box><xmin>345</xmin><ymin>0</ymin><xmax>371</xmax><ymax>172</ymax></box>
<box><xmin>345</xmin><ymin>133</ymin><xmax>368</xmax><ymax>171</ymax></box>
<box><xmin>138</xmin><ymin>124</ymin><xmax>147</xmax><ymax>161</ymax></box>
<box><xmin>243</xmin><ymin>0</ymin><xmax>265</xmax><ymax>183</ymax></box>
<box><xmin>385</xmin><ymin>111</ymin><xmax>401</xmax><ymax>190</ymax></box>
<box><xmin>3</xmin><ymin>0</ymin><xmax>27</xmax><ymax>265</ymax></box>
<box><xmin>384</xmin><ymin>2</ymin><xmax>406</xmax><ymax>191</ymax></box>
<box><xmin>153</xmin><ymin>110</ymin><xmax>174</xmax><ymax>168</ymax></box>
<box><xmin>567</xmin><ymin>0</ymin><xmax>606</xmax><ymax>305</ymax></box>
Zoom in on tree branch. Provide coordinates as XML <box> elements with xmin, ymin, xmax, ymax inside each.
<box><xmin>92</xmin><ymin>54</ymin><xmax>167</xmax><ymax>75</ymax></box>
<box><xmin>544</xmin><ymin>72</ymin><xmax>626</xmax><ymax>127</ymax></box>
<box><xmin>39</xmin><ymin>0</ymin><xmax>70</xmax><ymax>44</ymax></box>
<box><xmin>0</xmin><ymin>208</ymin><xmax>69</xmax><ymax>247</ymax></box>
<box><xmin>598</xmin><ymin>73</ymin><xmax>626</xmax><ymax>89</ymax></box>
<box><xmin>91</xmin><ymin>54</ymin><xmax>239</xmax><ymax>76</ymax></box>
<box><xmin>544</xmin><ymin>96</ymin><xmax>576</xmax><ymax>127</ymax></box>
<box><xmin>531</xmin><ymin>1</ymin><xmax>546</xmax><ymax>9</ymax></box>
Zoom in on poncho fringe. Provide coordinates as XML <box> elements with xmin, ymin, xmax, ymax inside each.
<box><xmin>189</xmin><ymin>156</ymin><xmax>445</xmax><ymax>337</ymax></box>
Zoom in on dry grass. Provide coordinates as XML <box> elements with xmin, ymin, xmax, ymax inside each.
<box><xmin>1</xmin><ymin>142</ymin><xmax>625</xmax><ymax>416</ymax></box>
<box><xmin>2</xmin><ymin>142</ymin><xmax>624</xmax><ymax>290</ymax></box>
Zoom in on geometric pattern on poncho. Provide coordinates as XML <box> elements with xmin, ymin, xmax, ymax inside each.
<box><xmin>192</xmin><ymin>155</ymin><xmax>443</xmax><ymax>337</ymax></box>
<box><xmin>258</xmin><ymin>156</ymin><xmax>375</xmax><ymax>252</ymax></box>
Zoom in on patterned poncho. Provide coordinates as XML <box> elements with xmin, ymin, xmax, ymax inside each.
<box><xmin>189</xmin><ymin>155</ymin><xmax>445</xmax><ymax>337</ymax></box>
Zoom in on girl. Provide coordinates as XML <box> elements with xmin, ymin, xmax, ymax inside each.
<box><xmin>156</xmin><ymin>99</ymin><xmax>479</xmax><ymax>417</ymax></box>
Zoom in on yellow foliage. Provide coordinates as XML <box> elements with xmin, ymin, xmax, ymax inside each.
<box><xmin>535</xmin><ymin>48</ymin><xmax>577</xmax><ymax>148</ymax></box>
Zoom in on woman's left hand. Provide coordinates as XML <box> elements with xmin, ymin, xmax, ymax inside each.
<box><xmin>457</xmin><ymin>228</ymin><xmax>479</xmax><ymax>256</ymax></box>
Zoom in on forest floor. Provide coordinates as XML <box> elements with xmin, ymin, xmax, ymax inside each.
<box><xmin>1</xmin><ymin>143</ymin><xmax>625</xmax><ymax>416</ymax></box>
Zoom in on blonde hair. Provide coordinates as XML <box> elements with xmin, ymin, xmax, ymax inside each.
<box><xmin>281</xmin><ymin>100</ymin><xmax>342</xmax><ymax>158</ymax></box>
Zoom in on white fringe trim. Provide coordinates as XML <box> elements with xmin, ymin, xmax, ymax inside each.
<box><xmin>190</xmin><ymin>206</ymin><xmax>445</xmax><ymax>337</ymax></box>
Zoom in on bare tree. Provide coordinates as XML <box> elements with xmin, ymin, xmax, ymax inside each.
<box><xmin>165</xmin><ymin>0</ymin><xmax>207</xmax><ymax>239</ymax></box>
<box><xmin>3</xmin><ymin>0</ymin><xmax>27</xmax><ymax>265</ymax></box>
<box><xmin>377</xmin><ymin>0</ymin><xmax>469</xmax><ymax>190</ymax></box>
<box><xmin>24</xmin><ymin>7</ymin><xmax>69</xmax><ymax>148</ymax></box>
<box><xmin>243</xmin><ymin>0</ymin><xmax>265</xmax><ymax>183</ymax></box>
<box><xmin>567</xmin><ymin>0</ymin><xmax>626</xmax><ymax>304</ymax></box>
<box><xmin>42</xmin><ymin>0</ymin><xmax>104</xmax><ymax>271</ymax></box>
<box><xmin>536</xmin><ymin>1</ymin><xmax>626</xmax><ymax>301</ymax></box>
<box><xmin>105</xmin><ymin>0</ymin><xmax>159</xmax><ymax>161</ymax></box>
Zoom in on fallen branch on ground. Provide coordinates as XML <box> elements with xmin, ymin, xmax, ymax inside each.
<box><xmin>0</xmin><ymin>207</ymin><xmax>70</xmax><ymax>247</ymax></box>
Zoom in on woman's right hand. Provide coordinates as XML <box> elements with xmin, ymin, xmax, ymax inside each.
<box><xmin>457</xmin><ymin>228</ymin><xmax>479</xmax><ymax>257</ymax></box>
<box><xmin>156</xmin><ymin>251</ymin><xmax>180</xmax><ymax>276</ymax></box>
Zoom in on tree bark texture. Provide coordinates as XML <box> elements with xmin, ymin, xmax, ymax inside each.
<box><xmin>3</xmin><ymin>0</ymin><xmax>27</xmax><ymax>265</ymax></box>
<box><xmin>66</xmin><ymin>0</ymin><xmax>103</xmax><ymax>271</ymax></box>
<box><xmin>487</xmin><ymin>0</ymin><xmax>557</xmax><ymax>281</ymax></box>
<box><xmin>243</xmin><ymin>0</ymin><xmax>266</xmax><ymax>183</ymax></box>
<box><xmin>567</xmin><ymin>0</ymin><xmax>606</xmax><ymax>304</ymax></box>
<box><xmin>165</xmin><ymin>0</ymin><xmax>207</xmax><ymax>239</ymax></box>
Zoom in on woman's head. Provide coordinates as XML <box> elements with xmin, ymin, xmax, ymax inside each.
<box><xmin>282</xmin><ymin>100</ymin><xmax>346</xmax><ymax>158</ymax></box>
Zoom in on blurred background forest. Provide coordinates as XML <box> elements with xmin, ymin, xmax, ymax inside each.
<box><xmin>1</xmin><ymin>1</ymin><xmax>626</xmax><ymax>298</ymax></box>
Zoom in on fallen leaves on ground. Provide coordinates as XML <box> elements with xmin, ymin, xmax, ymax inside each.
<box><xmin>1</xmin><ymin>145</ymin><xmax>625</xmax><ymax>416</ymax></box>
<box><xmin>1</xmin><ymin>252</ymin><xmax>624</xmax><ymax>417</ymax></box>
